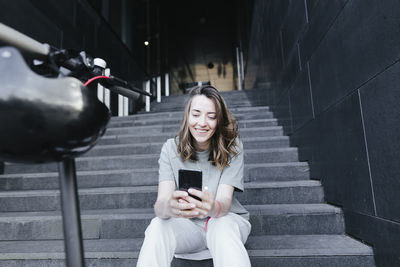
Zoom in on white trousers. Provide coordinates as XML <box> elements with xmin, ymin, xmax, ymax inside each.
<box><xmin>136</xmin><ymin>212</ymin><xmax>251</xmax><ymax>267</ymax></box>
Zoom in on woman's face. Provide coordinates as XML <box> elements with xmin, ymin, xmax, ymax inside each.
<box><xmin>188</xmin><ymin>95</ymin><xmax>217</xmax><ymax>151</ymax></box>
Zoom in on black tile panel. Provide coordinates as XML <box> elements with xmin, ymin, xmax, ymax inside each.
<box><xmin>281</xmin><ymin>0</ymin><xmax>307</xmax><ymax>65</ymax></box>
<box><xmin>95</xmin><ymin>23</ymin><xmax>124</xmax><ymax>76</ymax></box>
<box><xmin>290</xmin><ymin>119</ymin><xmax>315</xmax><ymax>164</ymax></box>
<box><xmin>32</xmin><ymin>0</ymin><xmax>83</xmax><ymax>51</ymax></box>
<box><xmin>273</xmin><ymin>91</ymin><xmax>292</xmax><ymax>136</ymax></box>
<box><xmin>0</xmin><ymin>1</ymin><xmax>61</xmax><ymax>48</ymax></box>
<box><xmin>309</xmin><ymin>0</ymin><xmax>400</xmax><ymax>115</ymax></box>
<box><xmin>344</xmin><ymin>210</ymin><xmax>400</xmax><ymax>267</ymax></box>
<box><xmin>271</xmin><ymin>38</ymin><xmax>284</xmax><ymax>82</ymax></box>
<box><xmin>359</xmin><ymin>62</ymin><xmax>400</xmax><ymax>222</ymax></box>
<box><xmin>313</xmin><ymin>91</ymin><xmax>375</xmax><ymax>214</ymax></box>
<box><xmin>76</xmin><ymin>1</ymin><xmax>101</xmax><ymax>54</ymax></box>
<box><xmin>289</xmin><ymin>65</ymin><xmax>313</xmax><ymax>132</ymax></box>
<box><xmin>31</xmin><ymin>0</ymin><xmax>76</xmax><ymax>26</ymax></box>
<box><xmin>266</xmin><ymin>0</ymin><xmax>290</xmax><ymax>46</ymax></box>
<box><xmin>300</xmin><ymin>0</ymin><xmax>348</xmax><ymax>66</ymax></box>
<box><xmin>278</xmin><ymin>48</ymin><xmax>301</xmax><ymax>97</ymax></box>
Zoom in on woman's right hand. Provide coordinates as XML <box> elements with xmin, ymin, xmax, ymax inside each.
<box><xmin>169</xmin><ymin>190</ymin><xmax>199</xmax><ymax>218</ymax></box>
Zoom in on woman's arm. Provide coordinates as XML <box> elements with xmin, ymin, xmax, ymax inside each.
<box><xmin>154</xmin><ymin>180</ymin><xmax>199</xmax><ymax>219</ymax></box>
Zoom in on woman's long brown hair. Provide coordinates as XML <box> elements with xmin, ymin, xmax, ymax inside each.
<box><xmin>176</xmin><ymin>85</ymin><xmax>240</xmax><ymax>170</ymax></box>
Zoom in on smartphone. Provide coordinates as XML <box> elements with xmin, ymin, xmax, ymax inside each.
<box><xmin>178</xmin><ymin>169</ymin><xmax>202</xmax><ymax>201</ymax></box>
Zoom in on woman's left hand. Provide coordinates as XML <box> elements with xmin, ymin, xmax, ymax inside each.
<box><xmin>185</xmin><ymin>188</ymin><xmax>215</xmax><ymax>219</ymax></box>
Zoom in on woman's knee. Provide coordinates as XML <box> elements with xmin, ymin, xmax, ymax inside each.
<box><xmin>207</xmin><ymin>215</ymin><xmax>240</xmax><ymax>237</ymax></box>
<box><xmin>206</xmin><ymin>214</ymin><xmax>250</xmax><ymax>244</ymax></box>
<box><xmin>145</xmin><ymin>217</ymin><xmax>173</xmax><ymax>237</ymax></box>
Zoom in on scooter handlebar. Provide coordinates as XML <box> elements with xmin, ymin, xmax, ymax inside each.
<box><xmin>0</xmin><ymin>23</ymin><xmax>50</xmax><ymax>57</ymax></box>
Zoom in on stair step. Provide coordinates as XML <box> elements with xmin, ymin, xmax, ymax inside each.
<box><xmin>0</xmin><ymin>203</ymin><xmax>343</xmax><ymax>240</ymax></box>
<box><xmin>0</xmin><ymin>235</ymin><xmax>375</xmax><ymax>266</ymax></box>
<box><xmin>86</xmin><ymin>136</ymin><xmax>290</xmax><ymax>157</ymax></box>
<box><xmin>0</xmin><ymin>162</ymin><xmax>309</xmax><ymax>191</ymax></box>
<box><xmin>244</xmin><ymin>162</ymin><xmax>310</xmax><ymax>182</ymax></box>
<box><xmin>3</xmin><ymin>148</ymin><xmax>298</xmax><ymax>174</ymax></box>
<box><xmin>0</xmin><ymin>168</ymin><xmax>158</xmax><ymax>190</ymax></box>
<box><xmin>0</xmin><ymin>181</ymin><xmax>323</xmax><ymax>212</ymax></box>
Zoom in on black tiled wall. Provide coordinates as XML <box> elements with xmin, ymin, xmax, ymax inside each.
<box><xmin>245</xmin><ymin>0</ymin><xmax>400</xmax><ymax>266</ymax></box>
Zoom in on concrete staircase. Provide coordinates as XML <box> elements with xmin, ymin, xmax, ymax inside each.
<box><xmin>0</xmin><ymin>89</ymin><xmax>376</xmax><ymax>266</ymax></box>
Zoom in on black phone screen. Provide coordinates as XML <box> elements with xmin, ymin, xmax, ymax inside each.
<box><xmin>178</xmin><ymin>169</ymin><xmax>202</xmax><ymax>201</ymax></box>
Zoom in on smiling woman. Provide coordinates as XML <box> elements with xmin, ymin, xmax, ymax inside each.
<box><xmin>136</xmin><ymin>85</ymin><xmax>251</xmax><ymax>267</ymax></box>
<box><xmin>177</xmin><ymin>86</ymin><xmax>240</xmax><ymax>170</ymax></box>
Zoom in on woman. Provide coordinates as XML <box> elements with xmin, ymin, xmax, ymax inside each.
<box><xmin>136</xmin><ymin>85</ymin><xmax>251</xmax><ymax>267</ymax></box>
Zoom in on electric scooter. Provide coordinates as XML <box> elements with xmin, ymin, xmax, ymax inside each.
<box><xmin>0</xmin><ymin>23</ymin><xmax>152</xmax><ymax>267</ymax></box>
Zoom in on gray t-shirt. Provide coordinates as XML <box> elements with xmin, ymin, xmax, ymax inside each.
<box><xmin>158</xmin><ymin>138</ymin><xmax>249</xmax><ymax>220</ymax></box>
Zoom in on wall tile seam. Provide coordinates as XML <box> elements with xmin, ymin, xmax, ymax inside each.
<box><xmin>297</xmin><ymin>42</ymin><xmax>302</xmax><ymax>71</ymax></box>
<box><xmin>284</xmin><ymin>41</ymin><xmax>303</xmax><ymax>68</ymax></box>
<box><xmin>60</xmin><ymin>31</ymin><xmax>64</xmax><ymax>49</ymax></box>
<box><xmin>275</xmin><ymin>0</ymin><xmax>294</xmax><ymax>68</ymax></box>
<box><xmin>288</xmin><ymin>90</ymin><xmax>293</xmax><ymax>134</ymax></box>
<box><xmin>344</xmin><ymin>208</ymin><xmax>400</xmax><ymax>226</ymax></box>
<box><xmin>279</xmin><ymin>30</ymin><xmax>285</xmax><ymax>67</ymax></box>
<box><xmin>298</xmin><ymin>0</ymin><xmax>350</xmax><ymax>69</ymax></box>
<box><xmin>311</xmin><ymin>58</ymin><xmax>400</xmax><ymax>118</ymax></box>
<box><xmin>275</xmin><ymin>52</ymin><xmax>304</xmax><ymax>106</ymax></box>
<box><xmin>306</xmin><ymin>61</ymin><xmax>315</xmax><ymax>119</ymax></box>
<box><xmin>357</xmin><ymin>90</ymin><xmax>377</xmax><ymax>217</ymax></box>
<box><xmin>304</xmin><ymin>0</ymin><xmax>309</xmax><ymax>23</ymax></box>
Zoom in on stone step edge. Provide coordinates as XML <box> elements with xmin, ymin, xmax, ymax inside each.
<box><xmin>0</xmin><ymin>235</ymin><xmax>373</xmax><ymax>260</ymax></box>
<box><xmin>92</xmin><ymin>136</ymin><xmax>289</xmax><ymax>150</ymax></box>
<box><xmin>4</xmin><ymin>147</ymin><xmax>298</xmax><ymax>166</ymax></box>
<box><xmin>98</xmin><ymin>135</ymin><xmax>289</xmax><ymax>144</ymax></box>
<box><xmin>0</xmin><ymin>203</ymin><xmax>340</xmax><ymax>221</ymax></box>
<box><xmin>0</xmin><ymin>162</ymin><xmax>309</xmax><ymax>178</ymax></box>
<box><xmin>0</xmin><ymin>180</ymin><xmax>322</xmax><ymax>197</ymax></box>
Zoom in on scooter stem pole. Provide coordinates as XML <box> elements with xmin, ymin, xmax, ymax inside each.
<box><xmin>58</xmin><ymin>159</ymin><xmax>85</xmax><ymax>267</ymax></box>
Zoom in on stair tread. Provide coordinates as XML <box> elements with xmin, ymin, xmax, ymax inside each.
<box><xmin>0</xmin><ymin>168</ymin><xmax>158</xmax><ymax>178</ymax></box>
<box><xmin>4</xmin><ymin>147</ymin><xmax>298</xmax><ymax>167</ymax></box>
<box><xmin>90</xmin><ymin>136</ymin><xmax>289</xmax><ymax>149</ymax></box>
<box><xmin>0</xmin><ymin>161</ymin><xmax>307</xmax><ymax>177</ymax></box>
<box><xmin>0</xmin><ymin>180</ymin><xmax>321</xmax><ymax>197</ymax></box>
<box><xmin>0</xmin><ymin>203</ymin><xmax>341</xmax><ymax>221</ymax></box>
<box><xmin>0</xmin><ymin>235</ymin><xmax>373</xmax><ymax>259</ymax></box>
